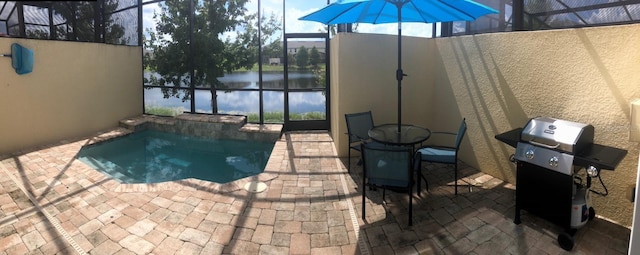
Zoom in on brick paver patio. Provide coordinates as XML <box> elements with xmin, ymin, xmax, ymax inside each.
<box><xmin>0</xmin><ymin>130</ymin><xmax>631</xmax><ymax>254</ymax></box>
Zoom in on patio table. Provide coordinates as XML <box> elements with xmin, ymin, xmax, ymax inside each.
<box><xmin>368</xmin><ymin>124</ymin><xmax>431</xmax><ymax>147</ymax></box>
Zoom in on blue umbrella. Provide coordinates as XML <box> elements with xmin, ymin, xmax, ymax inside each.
<box><xmin>300</xmin><ymin>0</ymin><xmax>498</xmax><ymax>132</ymax></box>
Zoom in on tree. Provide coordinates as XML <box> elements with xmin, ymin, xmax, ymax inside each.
<box><xmin>51</xmin><ymin>1</ymin><xmax>127</xmax><ymax>44</ymax></box>
<box><xmin>287</xmin><ymin>52</ymin><xmax>295</xmax><ymax>66</ymax></box>
<box><xmin>26</xmin><ymin>29</ymin><xmax>49</xmax><ymax>39</ymax></box>
<box><xmin>309</xmin><ymin>46</ymin><xmax>320</xmax><ymax>68</ymax></box>
<box><xmin>296</xmin><ymin>46</ymin><xmax>309</xmax><ymax>69</ymax></box>
<box><xmin>257</xmin><ymin>13</ymin><xmax>282</xmax><ymax>64</ymax></box>
<box><xmin>144</xmin><ymin>0</ymin><xmax>280</xmax><ymax>113</ymax></box>
<box><xmin>263</xmin><ymin>40</ymin><xmax>283</xmax><ymax>64</ymax></box>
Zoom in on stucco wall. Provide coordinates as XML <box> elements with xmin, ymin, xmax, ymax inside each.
<box><xmin>331</xmin><ymin>24</ymin><xmax>640</xmax><ymax>226</ymax></box>
<box><xmin>0</xmin><ymin>39</ymin><xmax>143</xmax><ymax>156</ymax></box>
<box><xmin>330</xmin><ymin>33</ymin><xmax>436</xmax><ymax>156</ymax></box>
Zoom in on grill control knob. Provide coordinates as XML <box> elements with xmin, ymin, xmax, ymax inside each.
<box><xmin>586</xmin><ymin>165</ymin><xmax>599</xmax><ymax>177</ymax></box>
<box><xmin>525</xmin><ymin>150</ymin><xmax>534</xmax><ymax>160</ymax></box>
<box><xmin>549</xmin><ymin>157</ymin><xmax>559</xmax><ymax>167</ymax></box>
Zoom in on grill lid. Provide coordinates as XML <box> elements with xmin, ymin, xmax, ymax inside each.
<box><xmin>520</xmin><ymin>117</ymin><xmax>594</xmax><ymax>154</ymax></box>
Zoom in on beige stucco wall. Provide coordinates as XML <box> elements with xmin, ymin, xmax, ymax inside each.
<box><xmin>0</xmin><ymin>38</ymin><xmax>143</xmax><ymax>156</ymax></box>
<box><xmin>330</xmin><ymin>33</ymin><xmax>437</xmax><ymax>149</ymax></box>
<box><xmin>331</xmin><ymin>24</ymin><xmax>640</xmax><ymax>226</ymax></box>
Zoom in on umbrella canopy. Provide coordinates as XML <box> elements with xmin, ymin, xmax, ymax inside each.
<box><xmin>300</xmin><ymin>0</ymin><xmax>498</xmax><ymax>25</ymax></box>
<box><xmin>300</xmin><ymin>0</ymin><xmax>498</xmax><ymax>132</ymax></box>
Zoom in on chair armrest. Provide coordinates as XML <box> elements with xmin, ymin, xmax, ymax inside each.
<box><xmin>430</xmin><ymin>131</ymin><xmax>457</xmax><ymax>136</ymax></box>
<box><xmin>345</xmin><ymin>132</ymin><xmax>369</xmax><ymax>143</ymax></box>
<box><xmin>418</xmin><ymin>145</ymin><xmax>457</xmax><ymax>150</ymax></box>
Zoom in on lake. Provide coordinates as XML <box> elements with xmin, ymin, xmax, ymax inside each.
<box><xmin>144</xmin><ymin>71</ymin><xmax>326</xmax><ymax>115</ymax></box>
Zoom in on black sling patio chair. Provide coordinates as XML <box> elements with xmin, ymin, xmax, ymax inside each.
<box><xmin>361</xmin><ymin>142</ymin><xmax>415</xmax><ymax>226</ymax></box>
<box><xmin>415</xmin><ymin>118</ymin><xmax>467</xmax><ymax>195</ymax></box>
<box><xmin>345</xmin><ymin>111</ymin><xmax>377</xmax><ymax>172</ymax></box>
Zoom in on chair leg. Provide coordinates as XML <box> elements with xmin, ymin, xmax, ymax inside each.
<box><xmin>408</xmin><ymin>184</ymin><xmax>413</xmax><ymax>226</ymax></box>
<box><xmin>382</xmin><ymin>187</ymin><xmax>386</xmax><ymax>201</ymax></box>
<box><xmin>416</xmin><ymin>176</ymin><xmax>421</xmax><ymax>197</ymax></box>
<box><xmin>421</xmin><ymin>172</ymin><xmax>429</xmax><ymax>192</ymax></box>
<box><xmin>454</xmin><ymin>161</ymin><xmax>458</xmax><ymax>196</ymax></box>
<box><xmin>362</xmin><ymin>177</ymin><xmax>366</xmax><ymax>221</ymax></box>
<box><xmin>348</xmin><ymin>149</ymin><xmax>351</xmax><ymax>173</ymax></box>
<box><xmin>416</xmin><ymin>161</ymin><xmax>422</xmax><ymax>196</ymax></box>
<box><xmin>415</xmin><ymin>161</ymin><xmax>429</xmax><ymax>197</ymax></box>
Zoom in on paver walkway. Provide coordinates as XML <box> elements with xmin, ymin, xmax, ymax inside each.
<box><xmin>0</xmin><ymin>130</ymin><xmax>631</xmax><ymax>254</ymax></box>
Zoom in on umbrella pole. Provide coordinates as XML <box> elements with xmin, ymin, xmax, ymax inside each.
<box><xmin>397</xmin><ymin>24</ymin><xmax>402</xmax><ymax>134</ymax></box>
<box><xmin>395</xmin><ymin>3</ymin><xmax>405</xmax><ymax>134</ymax></box>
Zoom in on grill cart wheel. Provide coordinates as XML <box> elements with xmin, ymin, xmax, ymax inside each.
<box><xmin>589</xmin><ymin>207</ymin><xmax>596</xmax><ymax>221</ymax></box>
<box><xmin>558</xmin><ymin>232</ymin><xmax>575</xmax><ymax>251</ymax></box>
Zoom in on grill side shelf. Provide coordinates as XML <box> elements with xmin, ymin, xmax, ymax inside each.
<box><xmin>494</xmin><ymin>128</ymin><xmax>522</xmax><ymax>148</ymax></box>
<box><xmin>574</xmin><ymin>143</ymin><xmax>628</xmax><ymax>170</ymax></box>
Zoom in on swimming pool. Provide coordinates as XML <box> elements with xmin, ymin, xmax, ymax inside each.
<box><xmin>77</xmin><ymin>129</ymin><xmax>275</xmax><ymax>184</ymax></box>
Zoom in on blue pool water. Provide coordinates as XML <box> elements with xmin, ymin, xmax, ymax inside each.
<box><xmin>77</xmin><ymin>130</ymin><xmax>275</xmax><ymax>184</ymax></box>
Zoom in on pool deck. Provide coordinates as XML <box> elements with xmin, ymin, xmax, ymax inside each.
<box><xmin>0</xmin><ymin>130</ymin><xmax>632</xmax><ymax>254</ymax></box>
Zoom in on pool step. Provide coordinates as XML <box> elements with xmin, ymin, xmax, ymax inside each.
<box><xmin>120</xmin><ymin>115</ymin><xmax>177</xmax><ymax>131</ymax></box>
<box><xmin>119</xmin><ymin>114</ymin><xmax>283</xmax><ymax>142</ymax></box>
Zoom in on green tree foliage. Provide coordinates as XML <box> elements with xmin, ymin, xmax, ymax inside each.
<box><xmin>25</xmin><ymin>29</ymin><xmax>49</xmax><ymax>39</ymax></box>
<box><xmin>313</xmin><ymin>67</ymin><xmax>326</xmax><ymax>90</ymax></box>
<box><xmin>287</xmin><ymin>53</ymin><xmax>295</xmax><ymax>66</ymax></box>
<box><xmin>144</xmin><ymin>0</ymin><xmax>280</xmax><ymax>113</ymax></box>
<box><xmin>263</xmin><ymin>40</ymin><xmax>283</xmax><ymax>64</ymax></box>
<box><xmin>309</xmin><ymin>46</ymin><xmax>320</xmax><ymax>68</ymax></box>
<box><xmin>50</xmin><ymin>1</ymin><xmax>127</xmax><ymax>44</ymax></box>
<box><xmin>296</xmin><ymin>46</ymin><xmax>309</xmax><ymax>69</ymax></box>
<box><xmin>258</xmin><ymin>13</ymin><xmax>282</xmax><ymax>64</ymax></box>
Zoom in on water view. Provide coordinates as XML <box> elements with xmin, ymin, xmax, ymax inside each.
<box><xmin>144</xmin><ymin>71</ymin><xmax>327</xmax><ymax>120</ymax></box>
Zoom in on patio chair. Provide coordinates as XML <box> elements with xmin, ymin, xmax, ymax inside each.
<box><xmin>345</xmin><ymin>111</ymin><xmax>376</xmax><ymax>172</ymax></box>
<box><xmin>415</xmin><ymin>118</ymin><xmax>467</xmax><ymax>195</ymax></box>
<box><xmin>361</xmin><ymin>142</ymin><xmax>415</xmax><ymax>226</ymax></box>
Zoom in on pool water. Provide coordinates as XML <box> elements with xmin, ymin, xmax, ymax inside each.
<box><xmin>77</xmin><ymin>130</ymin><xmax>275</xmax><ymax>184</ymax></box>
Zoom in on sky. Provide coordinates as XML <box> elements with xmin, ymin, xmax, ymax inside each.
<box><xmin>141</xmin><ymin>0</ymin><xmax>437</xmax><ymax>42</ymax></box>
<box><xmin>136</xmin><ymin>0</ymin><xmax>640</xmax><ymax>44</ymax></box>
<box><xmin>248</xmin><ymin>0</ymin><xmax>436</xmax><ymax>38</ymax></box>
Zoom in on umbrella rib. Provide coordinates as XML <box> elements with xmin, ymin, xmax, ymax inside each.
<box><xmin>379</xmin><ymin>0</ymin><xmax>410</xmax><ymax>24</ymax></box>
<box><xmin>329</xmin><ymin>3</ymin><xmax>363</xmax><ymax>24</ymax></box>
<box><xmin>373</xmin><ymin>1</ymin><xmax>390</xmax><ymax>24</ymax></box>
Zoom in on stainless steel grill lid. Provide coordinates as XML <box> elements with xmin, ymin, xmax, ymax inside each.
<box><xmin>520</xmin><ymin>117</ymin><xmax>594</xmax><ymax>154</ymax></box>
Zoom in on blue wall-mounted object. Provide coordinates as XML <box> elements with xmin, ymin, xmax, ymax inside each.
<box><xmin>11</xmin><ymin>43</ymin><xmax>34</xmax><ymax>75</ymax></box>
<box><xmin>2</xmin><ymin>43</ymin><xmax>34</xmax><ymax>75</ymax></box>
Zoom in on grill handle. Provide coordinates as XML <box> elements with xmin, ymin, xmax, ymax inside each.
<box><xmin>528</xmin><ymin>140</ymin><xmax>560</xmax><ymax>149</ymax></box>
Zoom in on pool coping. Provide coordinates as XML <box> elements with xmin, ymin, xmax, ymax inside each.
<box><xmin>80</xmin><ymin>114</ymin><xmax>286</xmax><ymax>193</ymax></box>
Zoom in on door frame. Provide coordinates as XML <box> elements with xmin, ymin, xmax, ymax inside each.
<box><xmin>283</xmin><ymin>32</ymin><xmax>330</xmax><ymax>131</ymax></box>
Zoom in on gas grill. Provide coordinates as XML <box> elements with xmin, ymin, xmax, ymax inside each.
<box><xmin>495</xmin><ymin>117</ymin><xmax>627</xmax><ymax>251</ymax></box>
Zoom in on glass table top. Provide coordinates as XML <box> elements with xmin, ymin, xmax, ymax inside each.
<box><xmin>368</xmin><ymin>124</ymin><xmax>431</xmax><ymax>146</ymax></box>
